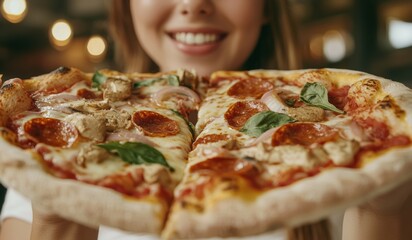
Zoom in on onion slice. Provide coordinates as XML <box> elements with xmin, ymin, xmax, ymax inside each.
<box><xmin>324</xmin><ymin>117</ymin><xmax>368</xmax><ymax>143</ymax></box>
<box><xmin>245</xmin><ymin>127</ymin><xmax>279</xmax><ymax>147</ymax></box>
<box><xmin>152</xmin><ymin>86</ymin><xmax>200</xmax><ymax>107</ymax></box>
<box><xmin>260</xmin><ymin>90</ymin><xmax>288</xmax><ymax>113</ymax></box>
<box><xmin>106</xmin><ymin>130</ymin><xmax>158</xmax><ymax>147</ymax></box>
<box><xmin>43</xmin><ymin>92</ymin><xmax>82</xmax><ymax>103</ymax></box>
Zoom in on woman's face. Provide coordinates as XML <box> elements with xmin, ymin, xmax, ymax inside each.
<box><xmin>130</xmin><ymin>0</ymin><xmax>265</xmax><ymax>76</ymax></box>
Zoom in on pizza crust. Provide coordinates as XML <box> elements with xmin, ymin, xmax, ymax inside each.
<box><xmin>164</xmin><ymin>150</ymin><xmax>412</xmax><ymax>239</ymax></box>
<box><xmin>163</xmin><ymin>168</ymin><xmax>379</xmax><ymax>239</ymax></box>
<box><xmin>22</xmin><ymin>67</ymin><xmax>89</xmax><ymax>93</ymax></box>
<box><xmin>0</xmin><ymin>136</ymin><xmax>166</xmax><ymax>234</ymax></box>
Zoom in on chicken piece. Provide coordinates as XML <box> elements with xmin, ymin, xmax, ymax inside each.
<box><xmin>238</xmin><ymin>144</ymin><xmax>328</xmax><ymax>170</ymax></box>
<box><xmin>323</xmin><ymin>139</ymin><xmax>360</xmax><ymax>166</ymax></box>
<box><xmin>65</xmin><ymin>113</ymin><xmax>106</xmax><ymax>142</ymax></box>
<box><xmin>76</xmin><ymin>144</ymin><xmax>111</xmax><ymax>167</ymax></box>
<box><xmin>102</xmin><ymin>77</ymin><xmax>132</xmax><ymax>101</ymax></box>
<box><xmin>287</xmin><ymin>105</ymin><xmax>325</xmax><ymax>122</ymax></box>
<box><xmin>177</xmin><ymin>69</ymin><xmax>198</xmax><ymax>89</ymax></box>
<box><xmin>140</xmin><ymin>164</ymin><xmax>172</xmax><ymax>186</ymax></box>
<box><xmin>67</xmin><ymin>100</ymin><xmax>111</xmax><ymax>114</ymax></box>
<box><xmin>93</xmin><ymin>109</ymin><xmax>131</xmax><ymax>131</ymax></box>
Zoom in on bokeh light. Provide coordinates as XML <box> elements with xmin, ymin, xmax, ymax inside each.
<box><xmin>87</xmin><ymin>35</ymin><xmax>107</xmax><ymax>59</ymax></box>
<box><xmin>1</xmin><ymin>0</ymin><xmax>27</xmax><ymax>23</ymax></box>
<box><xmin>389</xmin><ymin>18</ymin><xmax>412</xmax><ymax>49</ymax></box>
<box><xmin>49</xmin><ymin>20</ymin><xmax>73</xmax><ymax>49</ymax></box>
<box><xmin>323</xmin><ymin>30</ymin><xmax>346</xmax><ymax>63</ymax></box>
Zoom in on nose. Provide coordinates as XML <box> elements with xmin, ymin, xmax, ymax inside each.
<box><xmin>179</xmin><ymin>0</ymin><xmax>213</xmax><ymax>16</ymax></box>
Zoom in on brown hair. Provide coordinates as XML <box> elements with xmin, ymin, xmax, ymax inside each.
<box><xmin>109</xmin><ymin>0</ymin><xmax>301</xmax><ymax>72</ymax></box>
<box><xmin>109</xmin><ymin>1</ymin><xmax>329</xmax><ymax>240</ymax></box>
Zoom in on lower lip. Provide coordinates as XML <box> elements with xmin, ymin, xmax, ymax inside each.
<box><xmin>174</xmin><ymin>41</ymin><xmax>221</xmax><ymax>55</ymax></box>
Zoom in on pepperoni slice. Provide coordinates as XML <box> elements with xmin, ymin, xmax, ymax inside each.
<box><xmin>132</xmin><ymin>111</ymin><xmax>179</xmax><ymax>137</ymax></box>
<box><xmin>24</xmin><ymin>118</ymin><xmax>78</xmax><ymax>148</ymax></box>
<box><xmin>328</xmin><ymin>86</ymin><xmax>350</xmax><ymax>110</ymax></box>
<box><xmin>224</xmin><ymin>101</ymin><xmax>269</xmax><ymax>129</ymax></box>
<box><xmin>354</xmin><ymin>117</ymin><xmax>389</xmax><ymax>141</ymax></box>
<box><xmin>189</xmin><ymin>157</ymin><xmax>257</xmax><ymax>177</ymax></box>
<box><xmin>192</xmin><ymin>134</ymin><xmax>231</xmax><ymax>148</ymax></box>
<box><xmin>272</xmin><ymin>123</ymin><xmax>339</xmax><ymax>146</ymax></box>
<box><xmin>228</xmin><ymin>78</ymin><xmax>274</xmax><ymax>99</ymax></box>
<box><xmin>97</xmin><ymin>169</ymin><xmax>149</xmax><ymax>198</ymax></box>
<box><xmin>77</xmin><ymin>89</ymin><xmax>98</xmax><ymax>99</ymax></box>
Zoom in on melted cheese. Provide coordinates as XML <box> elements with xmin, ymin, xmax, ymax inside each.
<box><xmin>323</xmin><ymin>139</ymin><xmax>359</xmax><ymax>166</ymax></box>
<box><xmin>75</xmin><ymin>157</ymin><xmax>127</xmax><ymax>181</ymax></box>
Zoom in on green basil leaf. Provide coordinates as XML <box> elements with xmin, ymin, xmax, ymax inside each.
<box><xmin>133</xmin><ymin>75</ymin><xmax>180</xmax><ymax>89</ymax></box>
<box><xmin>170</xmin><ymin>109</ymin><xmax>195</xmax><ymax>137</ymax></box>
<box><xmin>167</xmin><ymin>75</ymin><xmax>180</xmax><ymax>86</ymax></box>
<box><xmin>97</xmin><ymin>142</ymin><xmax>174</xmax><ymax>171</ymax></box>
<box><xmin>92</xmin><ymin>71</ymin><xmax>107</xmax><ymax>89</ymax></box>
<box><xmin>240</xmin><ymin>111</ymin><xmax>296</xmax><ymax>137</ymax></box>
<box><xmin>133</xmin><ymin>77</ymin><xmax>163</xmax><ymax>88</ymax></box>
<box><xmin>284</xmin><ymin>99</ymin><xmax>296</xmax><ymax>107</ymax></box>
<box><xmin>300</xmin><ymin>82</ymin><xmax>344</xmax><ymax>114</ymax></box>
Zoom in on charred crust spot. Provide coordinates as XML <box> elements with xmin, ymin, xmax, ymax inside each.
<box><xmin>0</xmin><ymin>83</ymin><xmax>14</xmax><ymax>91</ymax></box>
<box><xmin>363</xmin><ymin>79</ymin><xmax>381</xmax><ymax>92</ymax></box>
<box><xmin>0</xmin><ymin>128</ymin><xmax>17</xmax><ymax>145</ymax></box>
<box><xmin>377</xmin><ymin>96</ymin><xmax>393</xmax><ymax>109</ymax></box>
<box><xmin>180</xmin><ymin>200</ymin><xmax>204</xmax><ymax>213</ymax></box>
<box><xmin>377</xmin><ymin>95</ymin><xmax>405</xmax><ymax>117</ymax></box>
<box><xmin>221</xmin><ymin>178</ymin><xmax>239</xmax><ymax>191</ymax></box>
<box><xmin>53</xmin><ymin>66</ymin><xmax>71</xmax><ymax>75</ymax></box>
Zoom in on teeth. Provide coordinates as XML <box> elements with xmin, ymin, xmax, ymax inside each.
<box><xmin>174</xmin><ymin>33</ymin><xmax>219</xmax><ymax>45</ymax></box>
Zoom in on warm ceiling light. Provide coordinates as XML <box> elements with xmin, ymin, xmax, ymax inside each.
<box><xmin>87</xmin><ymin>35</ymin><xmax>107</xmax><ymax>57</ymax></box>
<box><xmin>323</xmin><ymin>30</ymin><xmax>346</xmax><ymax>63</ymax></box>
<box><xmin>86</xmin><ymin>35</ymin><xmax>107</xmax><ymax>62</ymax></box>
<box><xmin>1</xmin><ymin>0</ymin><xmax>27</xmax><ymax>23</ymax></box>
<box><xmin>389</xmin><ymin>18</ymin><xmax>412</xmax><ymax>49</ymax></box>
<box><xmin>50</xmin><ymin>20</ymin><xmax>73</xmax><ymax>49</ymax></box>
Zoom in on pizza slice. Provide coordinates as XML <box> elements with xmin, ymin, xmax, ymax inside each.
<box><xmin>0</xmin><ymin>67</ymin><xmax>199</xmax><ymax>233</ymax></box>
<box><xmin>163</xmin><ymin>69</ymin><xmax>412</xmax><ymax>239</ymax></box>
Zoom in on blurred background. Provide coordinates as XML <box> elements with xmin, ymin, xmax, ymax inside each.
<box><xmin>1</xmin><ymin>0</ymin><xmax>412</xmax><ymax>84</ymax></box>
<box><xmin>0</xmin><ymin>0</ymin><xmax>412</xmax><ymax>206</ymax></box>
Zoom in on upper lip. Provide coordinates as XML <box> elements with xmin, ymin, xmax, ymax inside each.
<box><xmin>166</xmin><ymin>27</ymin><xmax>227</xmax><ymax>34</ymax></box>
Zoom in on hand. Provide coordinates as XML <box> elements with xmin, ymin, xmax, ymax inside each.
<box><xmin>343</xmin><ymin>177</ymin><xmax>412</xmax><ymax>240</ymax></box>
<box><xmin>31</xmin><ymin>203</ymin><xmax>98</xmax><ymax>240</ymax></box>
<box><xmin>359</xmin><ymin>177</ymin><xmax>412</xmax><ymax>216</ymax></box>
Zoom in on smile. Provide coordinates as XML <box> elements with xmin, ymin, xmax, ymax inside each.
<box><xmin>170</xmin><ymin>32</ymin><xmax>226</xmax><ymax>45</ymax></box>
